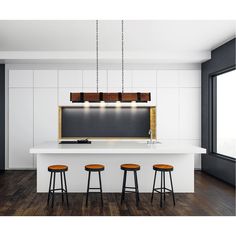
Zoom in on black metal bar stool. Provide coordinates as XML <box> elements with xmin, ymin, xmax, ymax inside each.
<box><xmin>151</xmin><ymin>164</ymin><xmax>175</xmax><ymax>207</ymax></box>
<box><xmin>85</xmin><ymin>164</ymin><xmax>105</xmax><ymax>207</ymax></box>
<box><xmin>120</xmin><ymin>164</ymin><xmax>140</xmax><ymax>207</ymax></box>
<box><xmin>47</xmin><ymin>165</ymin><xmax>69</xmax><ymax>208</ymax></box>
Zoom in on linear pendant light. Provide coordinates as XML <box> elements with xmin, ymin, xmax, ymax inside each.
<box><xmin>70</xmin><ymin>20</ymin><xmax>151</xmax><ymax>103</ymax></box>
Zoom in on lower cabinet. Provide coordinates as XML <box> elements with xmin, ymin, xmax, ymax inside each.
<box><xmin>9</xmin><ymin>88</ymin><xmax>34</xmax><ymax>168</ymax></box>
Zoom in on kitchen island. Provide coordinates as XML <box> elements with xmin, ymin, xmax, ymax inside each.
<box><xmin>30</xmin><ymin>141</ymin><xmax>206</xmax><ymax>193</ymax></box>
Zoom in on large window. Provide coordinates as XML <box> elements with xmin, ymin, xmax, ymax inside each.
<box><xmin>212</xmin><ymin>69</ymin><xmax>236</xmax><ymax>158</ymax></box>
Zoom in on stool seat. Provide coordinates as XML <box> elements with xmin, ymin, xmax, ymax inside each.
<box><xmin>85</xmin><ymin>164</ymin><xmax>105</xmax><ymax>172</ymax></box>
<box><xmin>153</xmin><ymin>164</ymin><xmax>173</xmax><ymax>171</ymax></box>
<box><xmin>48</xmin><ymin>165</ymin><xmax>68</xmax><ymax>172</ymax></box>
<box><xmin>121</xmin><ymin>164</ymin><xmax>140</xmax><ymax>171</ymax></box>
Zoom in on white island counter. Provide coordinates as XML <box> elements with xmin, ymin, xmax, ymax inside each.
<box><xmin>30</xmin><ymin>141</ymin><xmax>206</xmax><ymax>193</ymax></box>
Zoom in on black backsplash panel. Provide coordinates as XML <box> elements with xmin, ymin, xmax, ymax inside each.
<box><xmin>62</xmin><ymin>107</ymin><xmax>150</xmax><ymax>138</ymax></box>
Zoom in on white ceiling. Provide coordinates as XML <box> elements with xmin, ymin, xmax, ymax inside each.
<box><xmin>0</xmin><ymin>20</ymin><xmax>235</xmax><ymax>64</ymax></box>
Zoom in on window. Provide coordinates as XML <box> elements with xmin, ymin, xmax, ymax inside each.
<box><xmin>212</xmin><ymin>69</ymin><xmax>236</xmax><ymax>159</ymax></box>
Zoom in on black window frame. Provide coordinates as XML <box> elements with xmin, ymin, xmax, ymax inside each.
<box><xmin>208</xmin><ymin>65</ymin><xmax>236</xmax><ymax>161</ymax></box>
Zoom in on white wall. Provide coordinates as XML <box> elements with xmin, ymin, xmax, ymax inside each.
<box><xmin>6</xmin><ymin>66</ymin><xmax>201</xmax><ymax>169</ymax></box>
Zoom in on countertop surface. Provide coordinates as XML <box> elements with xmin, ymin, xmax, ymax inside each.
<box><xmin>30</xmin><ymin>141</ymin><xmax>206</xmax><ymax>154</ymax></box>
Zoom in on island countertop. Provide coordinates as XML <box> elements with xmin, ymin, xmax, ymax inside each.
<box><xmin>30</xmin><ymin>141</ymin><xmax>206</xmax><ymax>154</ymax></box>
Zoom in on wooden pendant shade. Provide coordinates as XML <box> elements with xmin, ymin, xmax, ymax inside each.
<box><xmin>70</xmin><ymin>92</ymin><xmax>151</xmax><ymax>103</ymax></box>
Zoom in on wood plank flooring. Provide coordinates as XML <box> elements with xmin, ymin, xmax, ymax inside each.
<box><xmin>0</xmin><ymin>170</ymin><xmax>235</xmax><ymax>216</ymax></box>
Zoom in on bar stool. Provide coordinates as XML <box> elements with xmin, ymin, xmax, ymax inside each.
<box><xmin>151</xmin><ymin>164</ymin><xmax>175</xmax><ymax>208</ymax></box>
<box><xmin>47</xmin><ymin>165</ymin><xmax>69</xmax><ymax>208</ymax></box>
<box><xmin>120</xmin><ymin>164</ymin><xmax>140</xmax><ymax>207</ymax></box>
<box><xmin>85</xmin><ymin>164</ymin><xmax>105</xmax><ymax>207</ymax></box>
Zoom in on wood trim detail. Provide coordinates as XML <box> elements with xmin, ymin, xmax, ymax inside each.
<box><xmin>150</xmin><ymin>107</ymin><xmax>156</xmax><ymax>140</ymax></box>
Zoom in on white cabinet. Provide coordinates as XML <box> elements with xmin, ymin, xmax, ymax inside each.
<box><xmin>107</xmin><ymin>70</ymin><xmax>132</xmax><ymax>89</ymax></box>
<box><xmin>179</xmin><ymin>88</ymin><xmax>201</xmax><ymax>139</ymax></box>
<box><xmin>157</xmin><ymin>70</ymin><xmax>179</xmax><ymax>87</ymax></box>
<box><xmin>133</xmin><ymin>70</ymin><xmax>156</xmax><ymax>88</ymax></box>
<box><xmin>34</xmin><ymin>88</ymin><xmax>58</xmax><ymax>146</ymax></box>
<box><xmin>83</xmin><ymin>70</ymin><xmax>107</xmax><ymax>89</ymax></box>
<box><xmin>34</xmin><ymin>70</ymin><xmax>58</xmax><ymax>87</ymax></box>
<box><xmin>59</xmin><ymin>87</ymin><xmax>82</xmax><ymax>106</ymax></box>
<box><xmin>179</xmin><ymin>70</ymin><xmax>201</xmax><ymax>88</ymax></box>
<box><xmin>9</xmin><ymin>70</ymin><xmax>33</xmax><ymax>88</ymax></box>
<box><xmin>58</xmin><ymin>70</ymin><xmax>82</xmax><ymax>88</ymax></box>
<box><xmin>9</xmin><ymin>88</ymin><xmax>34</xmax><ymax>168</ymax></box>
<box><xmin>156</xmin><ymin>88</ymin><xmax>179</xmax><ymax>139</ymax></box>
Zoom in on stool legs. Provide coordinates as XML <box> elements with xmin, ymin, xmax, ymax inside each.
<box><xmin>151</xmin><ymin>170</ymin><xmax>175</xmax><ymax>208</ymax></box>
<box><xmin>63</xmin><ymin>171</ymin><xmax>69</xmax><ymax>207</ymax></box>
<box><xmin>60</xmin><ymin>172</ymin><xmax>64</xmax><ymax>203</ymax></box>
<box><xmin>160</xmin><ymin>171</ymin><xmax>163</xmax><ymax>207</ymax></box>
<box><xmin>86</xmin><ymin>171</ymin><xmax>91</xmax><ymax>207</ymax></box>
<box><xmin>134</xmin><ymin>171</ymin><xmax>139</xmax><ymax>206</ymax></box>
<box><xmin>98</xmin><ymin>171</ymin><xmax>104</xmax><ymax>207</ymax></box>
<box><xmin>121</xmin><ymin>170</ymin><xmax>127</xmax><ymax>204</ymax></box>
<box><xmin>151</xmin><ymin>170</ymin><xmax>157</xmax><ymax>203</ymax></box>
<box><xmin>86</xmin><ymin>170</ymin><xmax>103</xmax><ymax>207</ymax></box>
<box><xmin>52</xmin><ymin>172</ymin><xmax>56</xmax><ymax>208</ymax></box>
<box><xmin>47</xmin><ymin>171</ymin><xmax>69</xmax><ymax>208</ymax></box>
<box><xmin>169</xmin><ymin>171</ymin><xmax>175</xmax><ymax>206</ymax></box>
<box><xmin>47</xmin><ymin>172</ymin><xmax>53</xmax><ymax>205</ymax></box>
<box><xmin>121</xmin><ymin>170</ymin><xmax>140</xmax><ymax>207</ymax></box>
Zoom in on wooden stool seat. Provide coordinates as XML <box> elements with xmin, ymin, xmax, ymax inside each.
<box><xmin>85</xmin><ymin>164</ymin><xmax>105</xmax><ymax>172</ymax></box>
<box><xmin>153</xmin><ymin>164</ymin><xmax>174</xmax><ymax>171</ymax></box>
<box><xmin>48</xmin><ymin>165</ymin><xmax>68</xmax><ymax>172</ymax></box>
<box><xmin>121</xmin><ymin>164</ymin><xmax>140</xmax><ymax>171</ymax></box>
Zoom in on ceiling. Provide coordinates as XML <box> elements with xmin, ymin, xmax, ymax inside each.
<box><xmin>0</xmin><ymin>20</ymin><xmax>235</xmax><ymax>64</ymax></box>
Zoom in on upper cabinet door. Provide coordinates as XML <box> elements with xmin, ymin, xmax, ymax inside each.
<box><xmin>58</xmin><ymin>70</ymin><xmax>83</xmax><ymax>88</ymax></box>
<box><xmin>157</xmin><ymin>70</ymin><xmax>179</xmax><ymax>88</ymax></box>
<box><xmin>34</xmin><ymin>70</ymin><xmax>58</xmax><ymax>87</ymax></box>
<box><xmin>9</xmin><ymin>70</ymin><xmax>33</xmax><ymax>88</ymax></box>
<box><xmin>107</xmin><ymin>70</ymin><xmax>132</xmax><ymax>89</ymax></box>
<box><xmin>179</xmin><ymin>70</ymin><xmax>201</xmax><ymax>88</ymax></box>
<box><xmin>83</xmin><ymin>70</ymin><xmax>107</xmax><ymax>89</ymax></box>
<box><xmin>132</xmin><ymin>70</ymin><xmax>156</xmax><ymax>88</ymax></box>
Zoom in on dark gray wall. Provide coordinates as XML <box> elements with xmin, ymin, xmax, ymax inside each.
<box><xmin>201</xmin><ymin>38</ymin><xmax>235</xmax><ymax>186</ymax></box>
<box><xmin>0</xmin><ymin>64</ymin><xmax>5</xmax><ymax>171</ymax></box>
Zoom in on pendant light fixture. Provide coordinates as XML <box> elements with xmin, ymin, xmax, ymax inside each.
<box><xmin>70</xmin><ymin>20</ymin><xmax>151</xmax><ymax>103</ymax></box>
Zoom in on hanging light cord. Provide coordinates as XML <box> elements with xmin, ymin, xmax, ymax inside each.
<box><xmin>122</xmin><ymin>20</ymin><xmax>124</xmax><ymax>93</ymax></box>
<box><xmin>96</xmin><ymin>20</ymin><xmax>99</xmax><ymax>93</ymax></box>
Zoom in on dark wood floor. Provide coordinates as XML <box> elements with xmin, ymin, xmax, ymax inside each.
<box><xmin>0</xmin><ymin>170</ymin><xmax>235</xmax><ymax>216</ymax></box>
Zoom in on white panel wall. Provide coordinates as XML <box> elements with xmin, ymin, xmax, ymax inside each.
<box><xmin>34</xmin><ymin>70</ymin><xmax>58</xmax><ymax>87</ymax></box>
<box><xmin>8</xmin><ymin>68</ymin><xmax>201</xmax><ymax>169</ymax></box>
<box><xmin>34</xmin><ymin>88</ymin><xmax>58</xmax><ymax>145</ymax></box>
<box><xmin>9</xmin><ymin>88</ymin><xmax>34</xmax><ymax>168</ymax></box>
<box><xmin>9</xmin><ymin>70</ymin><xmax>33</xmax><ymax>88</ymax></box>
<box><xmin>156</xmin><ymin>70</ymin><xmax>201</xmax><ymax>169</ymax></box>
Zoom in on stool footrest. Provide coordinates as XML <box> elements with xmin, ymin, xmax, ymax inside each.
<box><xmin>49</xmin><ymin>188</ymin><xmax>67</xmax><ymax>192</ymax></box>
<box><xmin>125</xmin><ymin>186</ymin><xmax>136</xmax><ymax>189</ymax></box>
<box><xmin>154</xmin><ymin>187</ymin><xmax>173</xmax><ymax>193</ymax></box>
<box><xmin>89</xmin><ymin>187</ymin><xmax>101</xmax><ymax>190</ymax></box>
<box><xmin>124</xmin><ymin>190</ymin><xmax>137</xmax><ymax>193</ymax></box>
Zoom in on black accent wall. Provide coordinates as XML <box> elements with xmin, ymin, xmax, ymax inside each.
<box><xmin>201</xmin><ymin>38</ymin><xmax>236</xmax><ymax>186</ymax></box>
<box><xmin>0</xmin><ymin>64</ymin><xmax>5</xmax><ymax>171</ymax></box>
